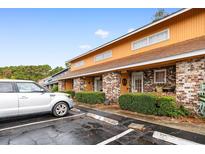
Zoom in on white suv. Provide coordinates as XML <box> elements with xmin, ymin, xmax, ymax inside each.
<box><xmin>0</xmin><ymin>79</ymin><xmax>74</xmax><ymax>118</ymax></box>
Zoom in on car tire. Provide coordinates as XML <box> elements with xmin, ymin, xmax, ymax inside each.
<box><xmin>53</xmin><ymin>102</ymin><xmax>69</xmax><ymax>117</ymax></box>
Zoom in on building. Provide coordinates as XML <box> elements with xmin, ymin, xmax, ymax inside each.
<box><xmin>59</xmin><ymin>8</ymin><xmax>205</xmax><ymax>113</ymax></box>
<box><xmin>39</xmin><ymin>68</ymin><xmax>68</xmax><ymax>91</ymax></box>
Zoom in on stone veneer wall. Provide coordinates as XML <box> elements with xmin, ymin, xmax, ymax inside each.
<box><xmin>176</xmin><ymin>57</ymin><xmax>205</xmax><ymax>112</ymax></box>
<box><xmin>143</xmin><ymin>65</ymin><xmax>176</xmax><ymax>92</ymax></box>
<box><xmin>102</xmin><ymin>72</ymin><xmax>121</xmax><ymax>102</ymax></box>
<box><xmin>73</xmin><ymin>78</ymin><xmax>85</xmax><ymax>92</ymax></box>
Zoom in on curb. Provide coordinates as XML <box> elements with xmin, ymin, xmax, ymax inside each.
<box><xmin>86</xmin><ymin>113</ymin><xmax>119</xmax><ymax>125</ymax></box>
<box><xmin>128</xmin><ymin>123</ymin><xmax>146</xmax><ymax>131</ymax></box>
<box><xmin>76</xmin><ymin>104</ymin><xmax>205</xmax><ymax>136</ymax></box>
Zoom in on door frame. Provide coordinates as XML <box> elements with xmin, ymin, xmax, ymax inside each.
<box><xmin>131</xmin><ymin>72</ymin><xmax>144</xmax><ymax>93</ymax></box>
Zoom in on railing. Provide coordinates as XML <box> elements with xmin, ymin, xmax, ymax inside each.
<box><xmin>198</xmin><ymin>84</ymin><xmax>205</xmax><ymax>117</ymax></box>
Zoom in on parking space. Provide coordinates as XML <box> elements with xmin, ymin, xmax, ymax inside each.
<box><xmin>0</xmin><ymin>107</ymin><xmax>204</xmax><ymax>145</ymax></box>
<box><xmin>0</xmin><ymin>112</ymin><xmax>146</xmax><ymax>145</ymax></box>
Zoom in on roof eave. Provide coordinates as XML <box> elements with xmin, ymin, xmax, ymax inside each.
<box><xmin>66</xmin><ymin>8</ymin><xmax>191</xmax><ymax>63</ymax></box>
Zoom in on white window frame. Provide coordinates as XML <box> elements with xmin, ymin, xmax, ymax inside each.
<box><xmin>94</xmin><ymin>50</ymin><xmax>112</xmax><ymax>62</ymax></box>
<box><xmin>74</xmin><ymin>60</ymin><xmax>85</xmax><ymax>68</ymax></box>
<box><xmin>154</xmin><ymin>69</ymin><xmax>167</xmax><ymax>84</ymax></box>
<box><xmin>131</xmin><ymin>29</ymin><xmax>170</xmax><ymax>51</ymax></box>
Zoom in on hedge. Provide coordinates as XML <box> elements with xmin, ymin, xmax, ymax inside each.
<box><xmin>119</xmin><ymin>93</ymin><xmax>190</xmax><ymax>117</ymax></box>
<box><xmin>51</xmin><ymin>85</ymin><xmax>58</xmax><ymax>92</ymax></box>
<box><xmin>75</xmin><ymin>91</ymin><xmax>105</xmax><ymax>104</ymax></box>
<box><xmin>64</xmin><ymin>90</ymin><xmax>75</xmax><ymax>98</ymax></box>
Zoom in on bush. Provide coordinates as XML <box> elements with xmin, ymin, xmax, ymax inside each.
<box><xmin>65</xmin><ymin>90</ymin><xmax>75</xmax><ymax>98</ymax></box>
<box><xmin>75</xmin><ymin>91</ymin><xmax>105</xmax><ymax>104</ymax></box>
<box><xmin>51</xmin><ymin>85</ymin><xmax>58</xmax><ymax>92</ymax></box>
<box><xmin>119</xmin><ymin>93</ymin><xmax>189</xmax><ymax>117</ymax></box>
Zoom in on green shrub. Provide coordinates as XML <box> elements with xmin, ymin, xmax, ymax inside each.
<box><xmin>119</xmin><ymin>93</ymin><xmax>189</xmax><ymax>117</ymax></box>
<box><xmin>75</xmin><ymin>91</ymin><xmax>105</xmax><ymax>104</ymax></box>
<box><xmin>51</xmin><ymin>85</ymin><xmax>58</xmax><ymax>92</ymax></box>
<box><xmin>65</xmin><ymin>90</ymin><xmax>75</xmax><ymax>98</ymax></box>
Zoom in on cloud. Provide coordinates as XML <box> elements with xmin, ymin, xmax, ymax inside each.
<box><xmin>95</xmin><ymin>29</ymin><xmax>109</xmax><ymax>39</ymax></box>
<box><xmin>128</xmin><ymin>28</ymin><xmax>135</xmax><ymax>33</ymax></box>
<box><xmin>79</xmin><ymin>44</ymin><xmax>91</xmax><ymax>50</ymax></box>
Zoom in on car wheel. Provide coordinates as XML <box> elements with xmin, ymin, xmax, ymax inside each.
<box><xmin>53</xmin><ymin>102</ymin><xmax>69</xmax><ymax>117</ymax></box>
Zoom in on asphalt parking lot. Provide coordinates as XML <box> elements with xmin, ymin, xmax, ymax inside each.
<box><xmin>0</xmin><ymin>107</ymin><xmax>204</xmax><ymax>145</ymax></box>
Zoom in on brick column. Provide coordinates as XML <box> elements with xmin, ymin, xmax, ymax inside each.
<box><xmin>102</xmin><ymin>72</ymin><xmax>121</xmax><ymax>102</ymax></box>
<box><xmin>176</xmin><ymin>57</ymin><xmax>205</xmax><ymax>113</ymax></box>
<box><xmin>73</xmin><ymin>78</ymin><xmax>85</xmax><ymax>92</ymax></box>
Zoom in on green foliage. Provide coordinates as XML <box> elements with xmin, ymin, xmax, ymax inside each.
<box><xmin>76</xmin><ymin>91</ymin><xmax>105</xmax><ymax>104</ymax></box>
<box><xmin>65</xmin><ymin>90</ymin><xmax>75</xmax><ymax>98</ymax></box>
<box><xmin>119</xmin><ymin>93</ymin><xmax>190</xmax><ymax>117</ymax></box>
<box><xmin>49</xmin><ymin>66</ymin><xmax>64</xmax><ymax>76</ymax></box>
<box><xmin>52</xmin><ymin>85</ymin><xmax>58</xmax><ymax>92</ymax></box>
<box><xmin>0</xmin><ymin>65</ymin><xmax>64</xmax><ymax>82</ymax></box>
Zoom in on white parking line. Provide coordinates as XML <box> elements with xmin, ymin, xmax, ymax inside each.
<box><xmin>153</xmin><ymin>131</ymin><xmax>202</xmax><ymax>145</ymax></box>
<box><xmin>97</xmin><ymin>129</ymin><xmax>134</xmax><ymax>145</ymax></box>
<box><xmin>0</xmin><ymin>113</ymin><xmax>85</xmax><ymax>133</ymax></box>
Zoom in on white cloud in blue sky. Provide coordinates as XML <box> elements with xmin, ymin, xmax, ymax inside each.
<box><xmin>95</xmin><ymin>29</ymin><xmax>110</xmax><ymax>39</ymax></box>
<box><xmin>79</xmin><ymin>44</ymin><xmax>91</xmax><ymax>50</ymax></box>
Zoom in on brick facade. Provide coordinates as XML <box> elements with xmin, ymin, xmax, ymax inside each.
<box><xmin>143</xmin><ymin>65</ymin><xmax>176</xmax><ymax>92</ymax></box>
<box><xmin>176</xmin><ymin>57</ymin><xmax>205</xmax><ymax>112</ymax></box>
<box><xmin>73</xmin><ymin>78</ymin><xmax>85</xmax><ymax>92</ymax></box>
<box><xmin>102</xmin><ymin>72</ymin><xmax>121</xmax><ymax>102</ymax></box>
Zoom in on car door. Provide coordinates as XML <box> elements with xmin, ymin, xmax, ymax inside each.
<box><xmin>0</xmin><ymin>82</ymin><xmax>18</xmax><ymax>118</ymax></box>
<box><xmin>16</xmin><ymin>82</ymin><xmax>51</xmax><ymax>115</ymax></box>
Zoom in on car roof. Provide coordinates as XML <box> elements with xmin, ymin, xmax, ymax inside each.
<box><xmin>0</xmin><ymin>79</ymin><xmax>34</xmax><ymax>83</ymax></box>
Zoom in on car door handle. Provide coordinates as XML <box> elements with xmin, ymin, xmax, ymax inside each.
<box><xmin>19</xmin><ymin>96</ymin><xmax>29</xmax><ymax>99</ymax></box>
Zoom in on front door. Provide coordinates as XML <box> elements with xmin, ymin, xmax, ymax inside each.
<box><xmin>132</xmin><ymin>72</ymin><xmax>143</xmax><ymax>93</ymax></box>
<box><xmin>94</xmin><ymin>77</ymin><xmax>102</xmax><ymax>92</ymax></box>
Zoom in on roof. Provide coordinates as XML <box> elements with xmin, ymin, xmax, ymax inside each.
<box><xmin>52</xmin><ymin>68</ymin><xmax>68</xmax><ymax>78</ymax></box>
<box><xmin>0</xmin><ymin>79</ymin><xmax>34</xmax><ymax>83</ymax></box>
<box><xmin>67</xmin><ymin>8</ymin><xmax>191</xmax><ymax>63</ymax></box>
<box><xmin>59</xmin><ymin>36</ymin><xmax>205</xmax><ymax>80</ymax></box>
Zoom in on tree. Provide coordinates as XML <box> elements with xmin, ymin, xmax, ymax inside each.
<box><xmin>49</xmin><ymin>66</ymin><xmax>64</xmax><ymax>76</ymax></box>
<box><xmin>0</xmin><ymin>65</ymin><xmax>64</xmax><ymax>81</ymax></box>
<box><xmin>152</xmin><ymin>9</ymin><xmax>169</xmax><ymax>22</ymax></box>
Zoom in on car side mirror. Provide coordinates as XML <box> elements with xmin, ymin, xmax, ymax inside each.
<box><xmin>40</xmin><ymin>89</ymin><xmax>45</xmax><ymax>93</ymax></box>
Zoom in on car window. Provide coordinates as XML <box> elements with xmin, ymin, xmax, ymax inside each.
<box><xmin>16</xmin><ymin>82</ymin><xmax>42</xmax><ymax>93</ymax></box>
<box><xmin>0</xmin><ymin>82</ymin><xmax>14</xmax><ymax>93</ymax></box>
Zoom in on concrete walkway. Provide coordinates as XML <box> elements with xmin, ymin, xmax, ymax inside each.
<box><xmin>76</xmin><ymin>103</ymin><xmax>205</xmax><ymax>136</ymax></box>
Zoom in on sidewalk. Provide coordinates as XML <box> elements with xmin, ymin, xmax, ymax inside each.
<box><xmin>76</xmin><ymin>102</ymin><xmax>205</xmax><ymax>136</ymax></box>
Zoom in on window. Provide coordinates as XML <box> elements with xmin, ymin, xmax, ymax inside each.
<box><xmin>154</xmin><ymin>69</ymin><xmax>166</xmax><ymax>84</ymax></box>
<box><xmin>74</xmin><ymin>61</ymin><xmax>85</xmax><ymax>68</ymax></box>
<box><xmin>132</xmin><ymin>29</ymin><xmax>169</xmax><ymax>50</ymax></box>
<box><xmin>17</xmin><ymin>82</ymin><xmax>43</xmax><ymax>93</ymax></box>
<box><xmin>95</xmin><ymin>50</ymin><xmax>112</xmax><ymax>62</ymax></box>
<box><xmin>0</xmin><ymin>82</ymin><xmax>14</xmax><ymax>93</ymax></box>
<box><xmin>132</xmin><ymin>38</ymin><xmax>148</xmax><ymax>50</ymax></box>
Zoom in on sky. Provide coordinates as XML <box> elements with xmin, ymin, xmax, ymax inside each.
<box><xmin>0</xmin><ymin>8</ymin><xmax>179</xmax><ymax>68</ymax></box>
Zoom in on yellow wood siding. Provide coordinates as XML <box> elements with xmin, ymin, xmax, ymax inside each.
<box><xmin>71</xmin><ymin>9</ymin><xmax>205</xmax><ymax>71</ymax></box>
